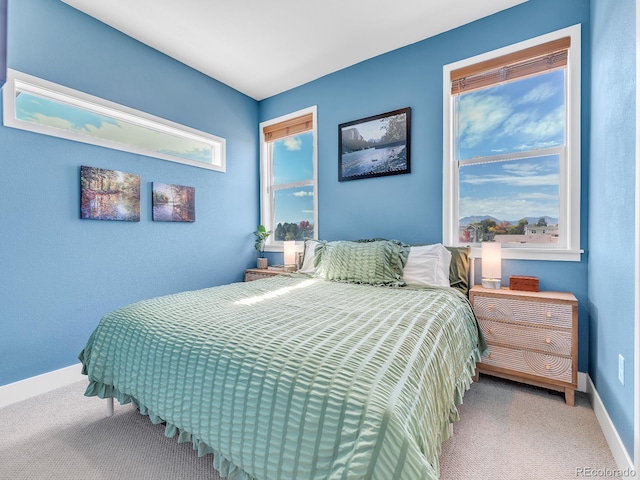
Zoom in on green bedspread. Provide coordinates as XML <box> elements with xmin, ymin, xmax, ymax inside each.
<box><xmin>79</xmin><ymin>274</ymin><xmax>484</xmax><ymax>480</ymax></box>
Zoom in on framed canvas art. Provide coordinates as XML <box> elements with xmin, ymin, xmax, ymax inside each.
<box><xmin>80</xmin><ymin>166</ymin><xmax>140</xmax><ymax>221</ymax></box>
<box><xmin>152</xmin><ymin>183</ymin><xmax>195</xmax><ymax>222</ymax></box>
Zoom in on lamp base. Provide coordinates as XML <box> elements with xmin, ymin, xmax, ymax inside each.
<box><xmin>482</xmin><ymin>278</ymin><xmax>501</xmax><ymax>289</ymax></box>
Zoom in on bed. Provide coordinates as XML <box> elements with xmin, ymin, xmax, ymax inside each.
<box><xmin>79</xmin><ymin>240</ymin><xmax>485</xmax><ymax>480</ymax></box>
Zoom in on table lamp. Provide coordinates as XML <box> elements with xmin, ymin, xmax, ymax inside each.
<box><xmin>481</xmin><ymin>242</ymin><xmax>501</xmax><ymax>289</ymax></box>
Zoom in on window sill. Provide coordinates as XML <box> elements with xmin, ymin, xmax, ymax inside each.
<box><xmin>468</xmin><ymin>246</ymin><xmax>584</xmax><ymax>262</ymax></box>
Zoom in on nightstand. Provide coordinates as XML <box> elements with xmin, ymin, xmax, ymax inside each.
<box><xmin>469</xmin><ymin>285</ymin><xmax>578</xmax><ymax>406</ymax></box>
<box><xmin>243</xmin><ymin>267</ymin><xmax>286</xmax><ymax>282</ymax></box>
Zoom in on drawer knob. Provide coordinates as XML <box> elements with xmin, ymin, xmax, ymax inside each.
<box><xmin>545</xmin><ymin>338</ymin><xmax>551</xmax><ymax>344</ymax></box>
<box><xmin>489</xmin><ymin>305</ymin><xmax>495</xmax><ymax>311</ymax></box>
<box><xmin>488</xmin><ymin>328</ymin><xmax>494</xmax><ymax>334</ymax></box>
<box><xmin>545</xmin><ymin>364</ymin><xmax>551</xmax><ymax>370</ymax></box>
<box><xmin>489</xmin><ymin>353</ymin><xmax>494</xmax><ymax>359</ymax></box>
<box><xmin>546</xmin><ymin>312</ymin><xmax>552</xmax><ymax>318</ymax></box>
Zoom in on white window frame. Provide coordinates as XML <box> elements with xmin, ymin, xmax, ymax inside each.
<box><xmin>2</xmin><ymin>69</ymin><xmax>226</xmax><ymax>172</ymax></box>
<box><xmin>443</xmin><ymin>24</ymin><xmax>583</xmax><ymax>262</ymax></box>
<box><xmin>259</xmin><ymin>105</ymin><xmax>318</xmax><ymax>252</ymax></box>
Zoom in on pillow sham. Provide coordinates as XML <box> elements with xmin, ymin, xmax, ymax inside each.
<box><xmin>298</xmin><ymin>239</ymin><xmax>319</xmax><ymax>274</ymax></box>
<box><xmin>403</xmin><ymin>244</ymin><xmax>451</xmax><ymax>287</ymax></box>
<box><xmin>314</xmin><ymin>239</ymin><xmax>408</xmax><ymax>286</ymax></box>
<box><xmin>445</xmin><ymin>245</ymin><xmax>471</xmax><ymax>295</ymax></box>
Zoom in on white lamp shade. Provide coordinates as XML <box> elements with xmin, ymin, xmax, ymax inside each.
<box><xmin>283</xmin><ymin>241</ymin><xmax>296</xmax><ymax>266</ymax></box>
<box><xmin>482</xmin><ymin>242</ymin><xmax>501</xmax><ymax>280</ymax></box>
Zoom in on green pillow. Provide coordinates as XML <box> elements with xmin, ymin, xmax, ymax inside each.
<box><xmin>445</xmin><ymin>246</ymin><xmax>471</xmax><ymax>295</ymax></box>
<box><xmin>314</xmin><ymin>240</ymin><xmax>408</xmax><ymax>286</ymax></box>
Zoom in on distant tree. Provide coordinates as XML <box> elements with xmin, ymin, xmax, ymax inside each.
<box><xmin>494</xmin><ymin>221</ymin><xmax>511</xmax><ymax>235</ymax></box>
<box><xmin>508</xmin><ymin>218</ymin><xmax>529</xmax><ymax>235</ymax></box>
<box><xmin>298</xmin><ymin>220</ymin><xmax>314</xmax><ymax>239</ymax></box>
<box><xmin>274</xmin><ymin>221</ymin><xmax>314</xmax><ymax>241</ymax></box>
<box><xmin>480</xmin><ymin>218</ymin><xmax>497</xmax><ymax>231</ymax></box>
<box><xmin>275</xmin><ymin>223</ymin><xmax>286</xmax><ymax>241</ymax></box>
<box><xmin>284</xmin><ymin>223</ymin><xmax>298</xmax><ymax>241</ymax></box>
<box><xmin>537</xmin><ymin>217</ymin><xmax>547</xmax><ymax>226</ymax></box>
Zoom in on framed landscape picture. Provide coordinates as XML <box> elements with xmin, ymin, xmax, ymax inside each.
<box><xmin>338</xmin><ymin>107</ymin><xmax>411</xmax><ymax>181</ymax></box>
<box><xmin>152</xmin><ymin>182</ymin><xmax>195</xmax><ymax>222</ymax></box>
<box><xmin>80</xmin><ymin>166</ymin><xmax>140</xmax><ymax>221</ymax></box>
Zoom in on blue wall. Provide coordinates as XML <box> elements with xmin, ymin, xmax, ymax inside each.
<box><xmin>0</xmin><ymin>0</ymin><xmax>6</xmax><ymax>87</ymax></box>
<box><xmin>589</xmin><ymin>0</ymin><xmax>636</xmax><ymax>459</ymax></box>
<box><xmin>0</xmin><ymin>0</ymin><xmax>259</xmax><ymax>386</ymax></box>
<box><xmin>260</xmin><ymin>0</ymin><xmax>592</xmax><ymax>370</ymax></box>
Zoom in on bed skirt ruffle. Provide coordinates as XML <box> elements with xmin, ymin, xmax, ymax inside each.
<box><xmin>83</xmin><ymin>380</ymin><xmax>256</xmax><ymax>480</ymax></box>
<box><xmin>82</xmin><ymin>346</ymin><xmax>482</xmax><ymax>480</ymax></box>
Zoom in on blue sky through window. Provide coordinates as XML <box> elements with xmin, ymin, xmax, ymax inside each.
<box><xmin>274</xmin><ymin>185</ymin><xmax>314</xmax><ymax>226</ymax></box>
<box><xmin>15</xmin><ymin>92</ymin><xmax>213</xmax><ymax>164</ymax></box>
<box><xmin>459</xmin><ymin>155</ymin><xmax>560</xmax><ymax>222</ymax></box>
<box><xmin>456</xmin><ymin>70</ymin><xmax>564</xmax><ymax>223</ymax></box>
<box><xmin>273</xmin><ymin>132</ymin><xmax>314</xmax><ymax>225</ymax></box>
<box><xmin>273</xmin><ymin>132</ymin><xmax>313</xmax><ymax>185</ymax></box>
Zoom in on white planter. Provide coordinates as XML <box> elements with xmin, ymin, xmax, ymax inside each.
<box><xmin>257</xmin><ymin>257</ymin><xmax>268</xmax><ymax>269</ymax></box>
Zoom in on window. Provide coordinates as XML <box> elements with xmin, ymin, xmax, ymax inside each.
<box><xmin>2</xmin><ymin>69</ymin><xmax>226</xmax><ymax>171</ymax></box>
<box><xmin>443</xmin><ymin>25</ymin><xmax>582</xmax><ymax>261</ymax></box>
<box><xmin>260</xmin><ymin>106</ymin><xmax>317</xmax><ymax>250</ymax></box>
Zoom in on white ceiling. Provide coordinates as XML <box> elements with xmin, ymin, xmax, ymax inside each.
<box><xmin>61</xmin><ymin>0</ymin><xmax>527</xmax><ymax>101</ymax></box>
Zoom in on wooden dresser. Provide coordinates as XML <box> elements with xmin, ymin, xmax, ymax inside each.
<box><xmin>469</xmin><ymin>285</ymin><xmax>578</xmax><ymax>406</ymax></box>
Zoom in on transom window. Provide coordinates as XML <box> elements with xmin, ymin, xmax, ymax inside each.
<box><xmin>443</xmin><ymin>25</ymin><xmax>582</xmax><ymax>261</ymax></box>
<box><xmin>3</xmin><ymin>69</ymin><xmax>226</xmax><ymax>171</ymax></box>
<box><xmin>260</xmin><ymin>106</ymin><xmax>317</xmax><ymax>249</ymax></box>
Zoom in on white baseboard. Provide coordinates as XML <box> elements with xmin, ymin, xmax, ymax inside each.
<box><xmin>586</xmin><ymin>374</ymin><xmax>634</xmax><ymax>471</ymax></box>
<box><xmin>0</xmin><ymin>363</ymin><xmax>84</xmax><ymax>409</ymax></box>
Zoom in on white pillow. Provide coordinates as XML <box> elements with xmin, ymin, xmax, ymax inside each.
<box><xmin>298</xmin><ymin>240</ymin><xmax>318</xmax><ymax>274</ymax></box>
<box><xmin>402</xmin><ymin>244</ymin><xmax>451</xmax><ymax>287</ymax></box>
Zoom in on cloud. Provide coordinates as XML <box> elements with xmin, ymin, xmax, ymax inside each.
<box><xmin>501</xmin><ymin>163</ymin><xmax>542</xmax><ymax>175</ymax></box>
<box><xmin>458</xmin><ymin>93</ymin><xmax>512</xmax><ymax>148</ymax></box>
<box><xmin>459</xmin><ymin>195</ymin><xmax>558</xmax><ymax>220</ymax></box>
<box><xmin>16</xmin><ymin>93</ymin><xmax>214</xmax><ymax>163</ymax></box>
<box><xmin>501</xmin><ymin>159</ymin><xmax>557</xmax><ymax>176</ymax></box>
<box><xmin>517</xmin><ymin>192</ymin><xmax>558</xmax><ymax>200</ymax></box>
<box><xmin>461</xmin><ymin>172</ymin><xmax>558</xmax><ymax>187</ymax></box>
<box><xmin>506</xmin><ymin>106</ymin><xmax>564</xmax><ymax>142</ymax></box>
<box><xmin>284</xmin><ymin>137</ymin><xmax>302</xmax><ymax>150</ymax></box>
<box><xmin>293</xmin><ymin>190</ymin><xmax>314</xmax><ymax>197</ymax></box>
<box><xmin>29</xmin><ymin>112</ymin><xmax>76</xmax><ymax>131</ymax></box>
<box><xmin>519</xmin><ymin>82</ymin><xmax>559</xmax><ymax>104</ymax></box>
<box><xmin>458</xmin><ymin>74</ymin><xmax>564</xmax><ymax>155</ymax></box>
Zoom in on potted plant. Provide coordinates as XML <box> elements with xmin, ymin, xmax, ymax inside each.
<box><xmin>254</xmin><ymin>224</ymin><xmax>272</xmax><ymax>269</ymax></box>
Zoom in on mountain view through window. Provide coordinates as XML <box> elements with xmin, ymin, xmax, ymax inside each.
<box><xmin>455</xmin><ymin>69</ymin><xmax>565</xmax><ymax>245</ymax></box>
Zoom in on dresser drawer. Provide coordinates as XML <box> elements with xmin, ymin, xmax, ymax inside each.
<box><xmin>481</xmin><ymin>344</ymin><xmax>573</xmax><ymax>383</ymax></box>
<box><xmin>244</xmin><ymin>269</ymin><xmax>284</xmax><ymax>282</ymax></box>
<box><xmin>473</xmin><ymin>295</ymin><xmax>572</xmax><ymax>329</ymax></box>
<box><xmin>479</xmin><ymin>318</ymin><xmax>572</xmax><ymax>356</ymax></box>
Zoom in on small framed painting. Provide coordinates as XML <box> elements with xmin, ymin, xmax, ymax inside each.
<box><xmin>152</xmin><ymin>183</ymin><xmax>195</xmax><ymax>222</ymax></box>
<box><xmin>80</xmin><ymin>166</ymin><xmax>140</xmax><ymax>221</ymax></box>
<box><xmin>338</xmin><ymin>107</ymin><xmax>411</xmax><ymax>181</ymax></box>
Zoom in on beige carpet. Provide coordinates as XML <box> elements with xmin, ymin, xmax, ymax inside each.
<box><xmin>440</xmin><ymin>376</ymin><xmax>617</xmax><ymax>479</ymax></box>
<box><xmin>0</xmin><ymin>375</ymin><xmax>617</xmax><ymax>479</ymax></box>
